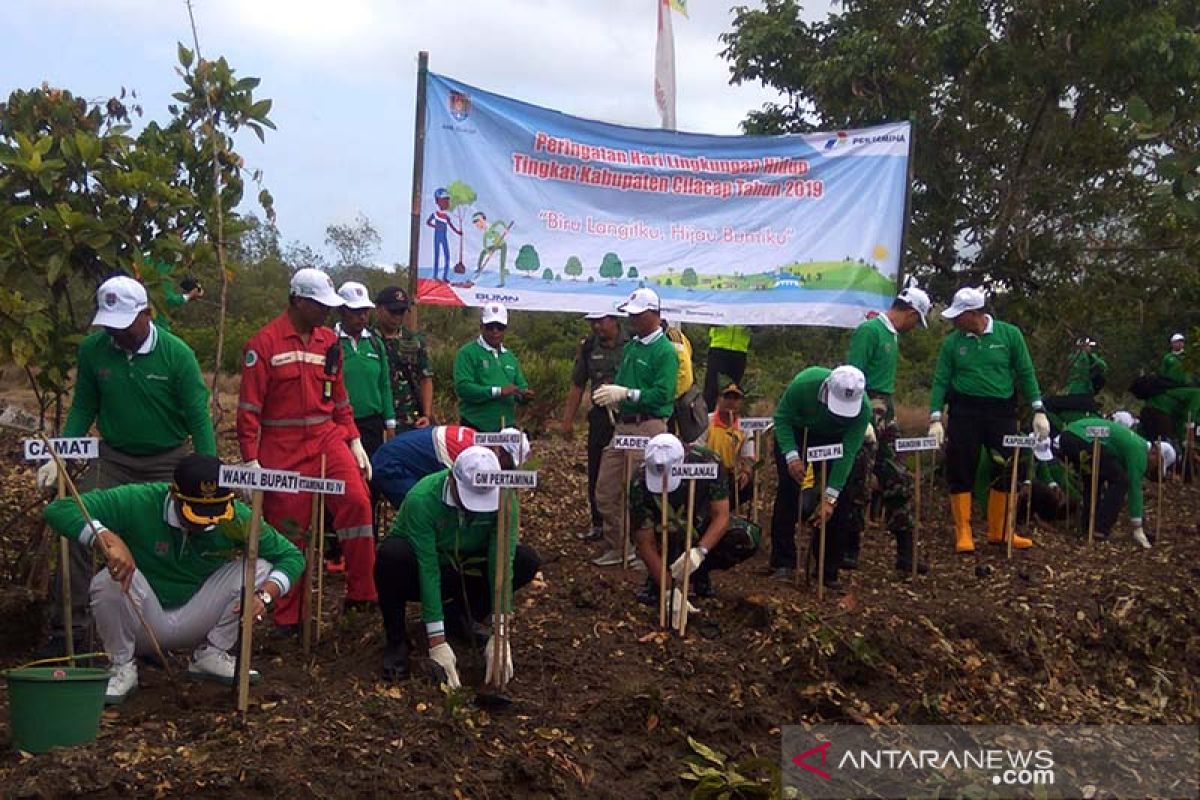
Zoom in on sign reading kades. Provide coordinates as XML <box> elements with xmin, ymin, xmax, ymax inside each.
<box><xmin>473</xmin><ymin>470</ymin><xmax>539</xmax><ymax>489</ymax></box>
<box><xmin>23</xmin><ymin>437</ymin><xmax>99</xmax><ymax>461</ymax></box>
<box><xmin>219</xmin><ymin>465</ymin><xmax>301</xmax><ymax>494</ymax></box>
<box><xmin>613</xmin><ymin>435</ymin><xmax>651</xmax><ymax>450</ymax></box>
<box><xmin>670</xmin><ymin>463</ymin><xmax>720</xmax><ymax>480</ymax></box>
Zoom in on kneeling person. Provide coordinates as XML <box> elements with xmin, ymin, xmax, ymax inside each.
<box><xmin>42</xmin><ymin>455</ymin><xmax>304</xmax><ymax>704</ymax></box>
<box><xmin>375</xmin><ymin>446</ymin><xmax>541</xmax><ymax>684</ymax></box>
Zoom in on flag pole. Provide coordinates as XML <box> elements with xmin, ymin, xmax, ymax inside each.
<box><xmin>407</xmin><ymin>51</ymin><xmax>429</xmax><ymax>326</ymax></box>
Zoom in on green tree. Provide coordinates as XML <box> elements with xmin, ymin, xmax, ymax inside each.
<box><xmin>598</xmin><ymin>252</ymin><xmax>623</xmax><ymax>284</ymax></box>
<box><xmin>564</xmin><ymin>255</ymin><xmax>583</xmax><ymax>280</ymax></box>
<box><xmin>515</xmin><ymin>244</ymin><xmax>540</xmax><ymax>276</ymax></box>
<box><xmin>627</xmin><ymin>266</ymin><xmax>640</xmax><ymax>279</ymax></box>
<box><xmin>325</xmin><ymin>213</ymin><xmax>380</xmax><ymax>271</ymax></box>
<box><xmin>541</xmin><ymin>267</ymin><xmax>554</xmax><ymax>281</ymax></box>
<box><xmin>446</xmin><ymin>180</ymin><xmax>477</xmax><ymax>269</ymax></box>
<box><xmin>681</xmin><ymin>268</ymin><xmax>699</xmax><ymax>289</ymax></box>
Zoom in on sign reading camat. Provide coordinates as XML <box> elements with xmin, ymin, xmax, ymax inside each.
<box><xmin>219</xmin><ymin>465</ymin><xmax>301</xmax><ymax>494</ymax></box>
<box><xmin>613</xmin><ymin>435</ymin><xmax>651</xmax><ymax>450</ymax></box>
<box><xmin>473</xmin><ymin>470</ymin><xmax>539</xmax><ymax>489</ymax></box>
<box><xmin>23</xmin><ymin>437</ymin><xmax>99</xmax><ymax>461</ymax></box>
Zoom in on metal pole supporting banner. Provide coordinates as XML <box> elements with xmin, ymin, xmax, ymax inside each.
<box><xmin>406</xmin><ymin>51</ymin><xmax>430</xmax><ymax>324</ymax></box>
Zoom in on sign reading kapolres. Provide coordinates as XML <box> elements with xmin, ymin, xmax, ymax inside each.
<box><xmin>417</xmin><ymin>72</ymin><xmax>911</xmax><ymax>327</ymax></box>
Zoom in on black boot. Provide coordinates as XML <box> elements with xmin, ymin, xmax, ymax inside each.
<box><xmin>841</xmin><ymin>527</ymin><xmax>861</xmax><ymax>570</ymax></box>
<box><xmin>381</xmin><ymin>639</ymin><xmax>411</xmax><ymax>682</ymax></box>
<box><xmin>692</xmin><ymin>571</ymin><xmax>715</xmax><ymax>599</ymax></box>
<box><xmin>894</xmin><ymin>530</ymin><xmax>929</xmax><ymax>575</ymax></box>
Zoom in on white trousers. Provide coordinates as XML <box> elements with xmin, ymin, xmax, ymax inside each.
<box><xmin>91</xmin><ymin>559</ymin><xmax>272</xmax><ymax>665</ymax></box>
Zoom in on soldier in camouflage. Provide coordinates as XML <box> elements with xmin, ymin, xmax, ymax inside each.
<box><xmin>374</xmin><ymin>287</ymin><xmax>434</xmax><ymax>431</ymax></box>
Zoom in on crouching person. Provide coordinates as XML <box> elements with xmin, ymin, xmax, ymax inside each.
<box><xmin>42</xmin><ymin>454</ymin><xmax>304</xmax><ymax>704</ymax></box>
<box><xmin>374</xmin><ymin>446</ymin><xmax>541</xmax><ymax>684</ymax></box>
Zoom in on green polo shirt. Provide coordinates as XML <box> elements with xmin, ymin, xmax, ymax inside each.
<box><xmin>339</xmin><ymin>327</ymin><xmax>395</xmax><ymax>423</ymax></box>
<box><xmin>44</xmin><ymin>482</ymin><xmax>304</xmax><ymax>609</ymax></box>
<box><xmin>386</xmin><ymin>470</ymin><xmax>518</xmax><ymax>623</ymax></box>
<box><xmin>1064</xmin><ymin>418</ymin><xmax>1150</xmax><ymax>520</ymax></box>
<box><xmin>453</xmin><ymin>337</ymin><xmax>528</xmax><ymax>432</ymax></box>
<box><xmin>1065</xmin><ymin>351</ymin><xmax>1107</xmax><ymax>395</ymax></box>
<box><xmin>1159</xmin><ymin>351</ymin><xmax>1193</xmax><ymax>387</ymax></box>
<box><xmin>930</xmin><ymin>317</ymin><xmax>1042</xmax><ymax>412</ymax></box>
<box><xmin>846</xmin><ymin>314</ymin><xmax>898</xmax><ymax>396</ymax></box>
<box><xmin>772</xmin><ymin>366</ymin><xmax>871</xmax><ymax>492</ymax></box>
<box><xmin>63</xmin><ymin>326</ymin><xmax>215</xmax><ymax>456</ymax></box>
<box><xmin>613</xmin><ymin>328</ymin><xmax>678</xmax><ymax>418</ymax></box>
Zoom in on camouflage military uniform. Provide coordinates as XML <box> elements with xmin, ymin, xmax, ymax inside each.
<box><xmin>382</xmin><ymin>327</ymin><xmax>433</xmax><ymax>431</ymax></box>
<box><xmin>844</xmin><ymin>397</ymin><xmax>918</xmax><ymax>571</ymax></box>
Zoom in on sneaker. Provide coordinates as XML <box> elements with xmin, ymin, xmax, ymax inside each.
<box><xmin>592</xmin><ymin>549</ymin><xmax>636</xmax><ymax>567</ymax></box>
<box><xmin>188</xmin><ymin>646</ymin><xmax>260</xmax><ymax>686</ymax></box>
<box><xmin>105</xmin><ymin>661</ymin><xmax>138</xmax><ymax>705</ymax></box>
<box><xmin>769</xmin><ymin>567</ymin><xmax>793</xmax><ymax>582</ymax></box>
<box><xmin>575</xmin><ymin>526</ymin><xmax>603</xmax><ymax>542</ymax></box>
<box><xmin>381</xmin><ymin>641</ymin><xmax>411</xmax><ymax>682</ymax></box>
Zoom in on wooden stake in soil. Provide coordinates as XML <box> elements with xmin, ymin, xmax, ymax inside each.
<box><xmin>912</xmin><ymin>452</ymin><xmax>920</xmax><ymax>580</ymax></box>
<box><xmin>1156</xmin><ymin>437</ymin><xmax>1165</xmax><ymax>543</ymax></box>
<box><xmin>677</xmin><ymin>479</ymin><xmax>697</xmax><ymax>636</ymax></box>
<box><xmin>488</xmin><ymin>488</ymin><xmax>511</xmax><ymax>689</ymax></box>
<box><xmin>301</xmin><ymin>456</ymin><xmax>328</xmax><ymax>656</ymax></box>
<box><xmin>658</xmin><ymin>484</ymin><xmax>669</xmax><ymax>630</ymax></box>
<box><xmin>751</xmin><ymin>429</ymin><xmax>762</xmax><ymax>528</ymax></box>
<box><xmin>1025</xmin><ymin>449</ymin><xmax>1035</xmax><ymax>531</ymax></box>
<box><xmin>817</xmin><ymin>460</ymin><xmax>828</xmax><ymax>602</ymax></box>
<box><xmin>1087</xmin><ymin>436</ymin><xmax>1102</xmax><ymax>545</ymax></box>
<box><xmin>57</xmin><ymin>470</ymin><xmax>74</xmax><ymax>667</ymax></box>
<box><xmin>236</xmin><ymin>490</ymin><xmax>265</xmax><ymax>713</ymax></box>
<box><xmin>792</xmin><ymin>429</ymin><xmax>809</xmax><ymax>588</ymax></box>
<box><xmin>1005</xmin><ymin>447</ymin><xmax>1021</xmax><ymax>560</ymax></box>
<box><xmin>314</xmin><ymin>454</ymin><xmax>329</xmax><ymax>645</ymax></box>
<box><xmin>620</xmin><ymin>450</ymin><xmax>632</xmax><ymax>571</ymax></box>
<box><xmin>895</xmin><ymin>435</ymin><xmax>940</xmax><ymax>581</ymax></box>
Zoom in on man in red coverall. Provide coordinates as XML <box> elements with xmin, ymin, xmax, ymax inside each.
<box><xmin>237</xmin><ymin>268</ymin><xmax>377</xmax><ymax>630</ymax></box>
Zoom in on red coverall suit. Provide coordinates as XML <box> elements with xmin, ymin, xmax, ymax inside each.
<box><xmin>237</xmin><ymin>313</ymin><xmax>377</xmax><ymax>625</ymax></box>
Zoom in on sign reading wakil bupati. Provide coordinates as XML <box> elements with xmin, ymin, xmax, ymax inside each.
<box><xmin>613</xmin><ymin>435</ymin><xmax>651</xmax><ymax>450</ymax></box>
<box><xmin>1085</xmin><ymin>426</ymin><xmax>1111</xmax><ymax>439</ymax></box>
<box><xmin>1002</xmin><ymin>435</ymin><xmax>1038</xmax><ymax>448</ymax></box>
<box><xmin>219</xmin><ymin>465</ymin><xmax>301</xmax><ymax>494</ymax></box>
<box><xmin>894</xmin><ymin>436</ymin><xmax>939</xmax><ymax>453</ymax></box>
<box><xmin>740</xmin><ymin>418</ymin><xmax>774</xmax><ymax>433</ymax></box>
<box><xmin>670</xmin><ymin>463</ymin><xmax>720</xmax><ymax>480</ymax></box>
<box><xmin>417</xmin><ymin>72</ymin><xmax>909</xmax><ymax>327</ymax></box>
<box><xmin>473</xmin><ymin>470</ymin><xmax>539</xmax><ymax>489</ymax></box>
<box><xmin>806</xmin><ymin>444</ymin><xmax>844</xmax><ymax>462</ymax></box>
<box><xmin>23</xmin><ymin>437</ymin><xmax>99</xmax><ymax>461</ymax></box>
<box><xmin>475</xmin><ymin>432</ymin><xmax>524</xmax><ymax>447</ymax></box>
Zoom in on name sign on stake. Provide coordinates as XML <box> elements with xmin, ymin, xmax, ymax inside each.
<box><xmin>297</xmin><ymin>477</ymin><xmax>346</xmax><ymax>495</ymax></box>
<box><xmin>473</xmin><ymin>470</ymin><xmax>539</xmax><ymax>489</ymax></box>
<box><xmin>806</xmin><ymin>444</ymin><xmax>844</xmax><ymax>462</ymax></box>
<box><xmin>740</xmin><ymin>418</ymin><xmax>774</xmax><ymax>433</ymax></box>
<box><xmin>670</xmin><ymin>463</ymin><xmax>720</xmax><ymax>480</ymax></box>
<box><xmin>1002</xmin><ymin>435</ymin><xmax>1037</xmax><ymax>449</ymax></box>
<box><xmin>474</xmin><ymin>432</ymin><xmax>523</xmax><ymax>447</ymax></box>
<box><xmin>23</xmin><ymin>437</ymin><xmax>99</xmax><ymax>461</ymax></box>
<box><xmin>613</xmin><ymin>435</ymin><xmax>651</xmax><ymax>450</ymax></box>
<box><xmin>1085</xmin><ymin>426</ymin><xmax>1111</xmax><ymax>439</ymax></box>
<box><xmin>219</xmin><ymin>465</ymin><xmax>301</xmax><ymax>494</ymax></box>
<box><xmin>894</xmin><ymin>436</ymin><xmax>939</xmax><ymax>453</ymax></box>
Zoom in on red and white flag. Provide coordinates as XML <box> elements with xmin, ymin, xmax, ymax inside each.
<box><xmin>654</xmin><ymin>0</ymin><xmax>687</xmax><ymax>130</ymax></box>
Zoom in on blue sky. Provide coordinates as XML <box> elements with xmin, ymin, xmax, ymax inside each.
<box><xmin>1</xmin><ymin>1</ymin><xmax>835</xmax><ymax>266</ymax></box>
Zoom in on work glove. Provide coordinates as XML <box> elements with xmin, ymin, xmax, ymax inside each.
<box><xmin>36</xmin><ymin>459</ymin><xmax>59</xmax><ymax>491</ymax></box>
<box><xmin>670</xmin><ymin>587</ymin><xmax>698</xmax><ymax>629</ymax></box>
<box><xmin>1032</xmin><ymin>411</ymin><xmax>1050</xmax><ymax>440</ymax></box>
<box><xmin>863</xmin><ymin>423</ymin><xmax>877</xmax><ymax>446</ymax></box>
<box><xmin>670</xmin><ymin>546</ymin><xmax>706</xmax><ymax>583</ymax></box>
<box><xmin>1131</xmin><ymin>526</ymin><xmax>1151</xmax><ymax>549</ymax></box>
<box><xmin>245</xmin><ymin>459</ymin><xmax>261</xmax><ymax>470</ymax></box>
<box><xmin>591</xmin><ymin>384</ymin><xmax>631</xmax><ymax>408</ymax></box>
<box><xmin>484</xmin><ymin>633</ymin><xmax>514</xmax><ymax>686</ymax></box>
<box><xmin>349</xmin><ymin>438</ymin><xmax>372</xmax><ymax>481</ymax></box>
<box><xmin>428</xmin><ymin>642</ymin><xmax>461</xmax><ymax>689</ymax></box>
<box><xmin>928</xmin><ymin>420</ymin><xmax>945</xmax><ymax>447</ymax></box>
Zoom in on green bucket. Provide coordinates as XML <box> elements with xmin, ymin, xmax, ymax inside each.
<box><xmin>4</xmin><ymin>664</ymin><xmax>109</xmax><ymax>753</ymax></box>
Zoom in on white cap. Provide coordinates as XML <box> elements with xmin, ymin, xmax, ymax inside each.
<box><xmin>896</xmin><ymin>285</ymin><xmax>931</xmax><ymax>327</ymax></box>
<box><xmin>1033</xmin><ymin>437</ymin><xmax>1054</xmax><ymax>462</ymax></box>
<box><xmin>451</xmin><ymin>446</ymin><xmax>500</xmax><ymax>512</ymax></box>
<box><xmin>290</xmin><ymin>268</ymin><xmax>344</xmax><ymax>307</ymax></box>
<box><xmin>941</xmin><ymin>287</ymin><xmax>986</xmax><ymax>319</ymax></box>
<box><xmin>643</xmin><ymin>433</ymin><xmax>684</xmax><ymax>494</ymax></box>
<box><xmin>497</xmin><ymin>427</ymin><xmax>531</xmax><ymax>466</ymax></box>
<box><xmin>337</xmin><ymin>281</ymin><xmax>374</xmax><ymax>310</ymax></box>
<box><xmin>481</xmin><ymin>303</ymin><xmax>508</xmax><ymax>326</ymax></box>
<box><xmin>584</xmin><ymin>309</ymin><xmax>624</xmax><ymax>320</ymax></box>
<box><xmin>1171</xmin><ymin>333</ymin><xmax>1185</xmax><ymax>343</ymax></box>
<box><xmin>618</xmin><ymin>287</ymin><xmax>661</xmax><ymax>315</ymax></box>
<box><xmin>1111</xmin><ymin>410</ymin><xmax>1136</xmax><ymax>429</ymax></box>
<box><xmin>92</xmin><ymin>276</ymin><xmax>149</xmax><ymax>329</ymax></box>
<box><xmin>821</xmin><ymin>365</ymin><xmax>867</xmax><ymax>418</ymax></box>
<box><xmin>1157</xmin><ymin>441</ymin><xmax>1177</xmax><ymax>476</ymax></box>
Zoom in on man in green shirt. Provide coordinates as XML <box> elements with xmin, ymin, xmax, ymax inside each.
<box><xmin>374</xmin><ymin>286</ymin><xmax>434</xmax><ymax>431</ymax></box>
<box><xmin>703</xmin><ymin>325</ymin><xmax>751</xmax><ymax>409</ymax></box>
<box><xmin>453</xmin><ymin>303</ymin><xmax>533</xmax><ymax>431</ymax></box>
<box><xmin>1159</xmin><ymin>333</ymin><xmax>1193</xmax><ymax>387</ymax></box>
<box><xmin>845</xmin><ymin>283</ymin><xmax>931</xmax><ymax>574</ymax></box>
<box><xmin>336</xmin><ymin>281</ymin><xmax>396</xmax><ymax>460</ymax></box>
<box><xmin>1057</xmin><ymin>418</ymin><xmax>1174</xmax><ymax>548</ymax></box>
<box><xmin>557</xmin><ymin>311</ymin><xmax>627</xmax><ymax>541</ymax></box>
<box><xmin>42</xmin><ymin>454</ymin><xmax>304</xmax><ymax>703</ymax></box>
<box><xmin>769</xmin><ymin>365</ymin><xmax>871</xmax><ymax>589</ymax></box>
<box><xmin>1141</xmin><ymin>385</ymin><xmax>1200</xmax><ymax>445</ymax></box>
<box><xmin>471</xmin><ymin>212</ymin><xmax>511</xmax><ymax>286</ymax></box>
<box><xmin>591</xmin><ymin>288</ymin><xmax>679</xmax><ymax>566</ymax></box>
<box><xmin>36</xmin><ymin>275</ymin><xmax>215</xmax><ymax>651</ymax></box>
<box><xmin>374</xmin><ymin>446</ymin><xmax>541</xmax><ymax>684</ymax></box>
<box><xmin>928</xmin><ymin>287</ymin><xmax>1049</xmax><ymax>553</ymax></box>
<box><xmin>1065</xmin><ymin>337</ymin><xmax>1107</xmax><ymax>397</ymax></box>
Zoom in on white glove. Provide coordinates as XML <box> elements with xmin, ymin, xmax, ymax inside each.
<box><xmin>428</xmin><ymin>642</ymin><xmax>461</xmax><ymax>689</ymax></box>
<box><xmin>349</xmin><ymin>438</ymin><xmax>372</xmax><ymax>481</ymax></box>
<box><xmin>1132</xmin><ymin>527</ymin><xmax>1151</xmax><ymax>549</ymax></box>
<box><xmin>245</xmin><ymin>459</ymin><xmax>261</xmax><ymax>470</ymax></box>
<box><xmin>591</xmin><ymin>384</ymin><xmax>631</xmax><ymax>408</ymax></box>
<box><xmin>928</xmin><ymin>420</ymin><xmax>945</xmax><ymax>447</ymax></box>
<box><xmin>670</xmin><ymin>546</ymin><xmax>706</xmax><ymax>583</ymax></box>
<box><xmin>484</xmin><ymin>633</ymin><xmax>514</xmax><ymax>686</ymax></box>
<box><xmin>670</xmin><ymin>587</ymin><xmax>699</xmax><ymax>629</ymax></box>
<box><xmin>863</xmin><ymin>423</ymin><xmax>877</xmax><ymax>446</ymax></box>
<box><xmin>1032</xmin><ymin>411</ymin><xmax>1050</xmax><ymax>440</ymax></box>
<box><xmin>36</xmin><ymin>459</ymin><xmax>59</xmax><ymax>490</ymax></box>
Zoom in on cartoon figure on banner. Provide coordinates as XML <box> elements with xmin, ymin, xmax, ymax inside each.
<box><xmin>471</xmin><ymin>212</ymin><xmax>513</xmax><ymax>287</ymax></box>
<box><xmin>426</xmin><ymin>187</ymin><xmax>461</xmax><ymax>282</ymax></box>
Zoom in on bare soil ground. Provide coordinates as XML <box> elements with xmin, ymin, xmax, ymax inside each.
<box><xmin>0</xmin><ymin>424</ymin><xmax>1197</xmax><ymax>798</ymax></box>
